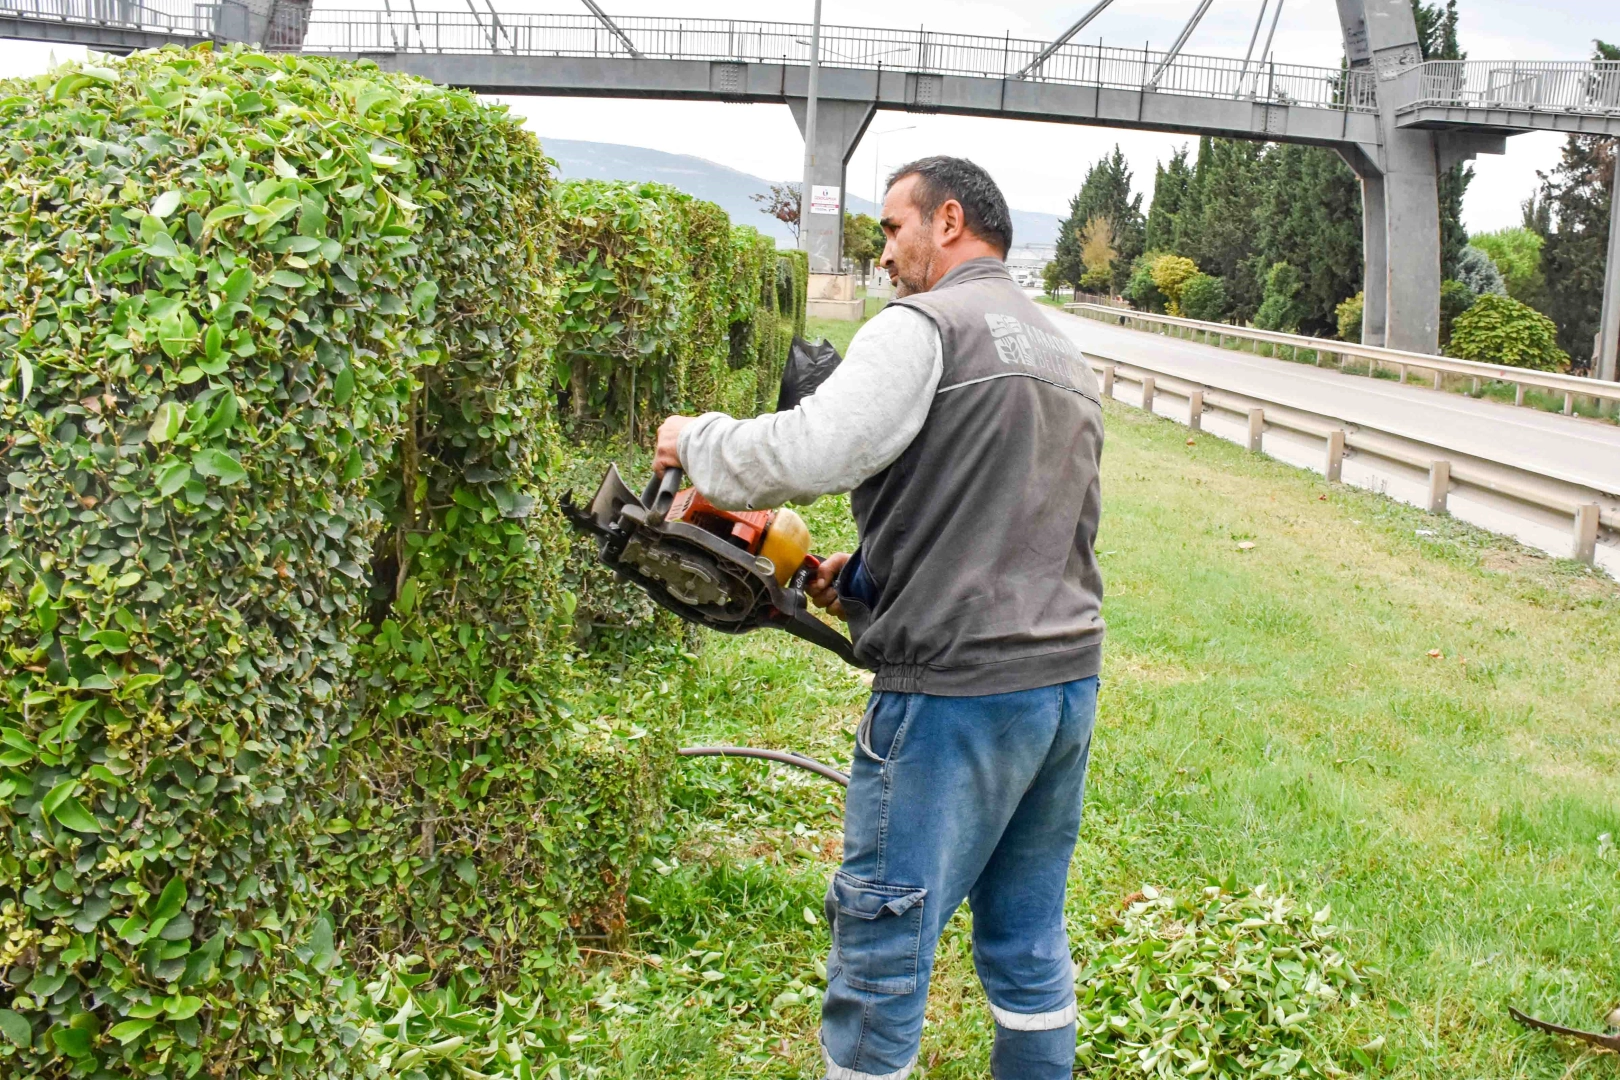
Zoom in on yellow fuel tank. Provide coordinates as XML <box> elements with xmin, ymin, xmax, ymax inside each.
<box><xmin>759</xmin><ymin>507</ymin><xmax>811</xmax><ymax>586</ymax></box>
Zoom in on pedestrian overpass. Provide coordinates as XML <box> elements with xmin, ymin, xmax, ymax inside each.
<box><xmin>3</xmin><ymin>0</ymin><xmax>1618</xmax><ymax>366</ymax></box>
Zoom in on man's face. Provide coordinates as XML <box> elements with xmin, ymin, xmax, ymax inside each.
<box><xmin>879</xmin><ymin>175</ymin><xmax>939</xmax><ymax>297</ymax></box>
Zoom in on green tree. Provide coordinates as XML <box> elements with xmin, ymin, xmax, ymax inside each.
<box><xmin>1254</xmin><ymin>262</ymin><xmax>1307</xmax><ymax>332</ymax></box>
<box><xmin>1534</xmin><ymin>40</ymin><xmax>1619</xmax><ymax>368</ymax></box>
<box><xmin>1145</xmin><ymin>145</ymin><xmax>1193</xmax><ymax>254</ymax></box>
<box><xmin>1055</xmin><ymin>146</ymin><xmax>1145</xmax><ymax>290</ymax></box>
<box><xmin>1043</xmin><ymin>259</ymin><xmax>1065</xmax><ymax>298</ymax></box>
<box><xmin>1179</xmin><ymin>273</ymin><xmax>1229</xmax><ymax>321</ymax></box>
<box><xmin>1174</xmin><ymin>137</ymin><xmax>1266</xmax><ymax>319</ymax></box>
<box><xmin>843</xmin><ymin>211</ymin><xmax>883</xmax><ymax>279</ymax></box>
<box><xmin>1250</xmin><ymin>143</ymin><xmax>1364</xmax><ymax>336</ymax></box>
<box><xmin>1123</xmin><ymin>252</ymin><xmax>1169</xmax><ymax>312</ymax></box>
<box><xmin>1470</xmin><ymin>227</ymin><xmax>1547</xmax><ymax>310</ymax></box>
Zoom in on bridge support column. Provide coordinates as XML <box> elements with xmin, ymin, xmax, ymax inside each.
<box><xmin>1336</xmin><ymin>0</ymin><xmax>1441</xmax><ymax>354</ymax></box>
<box><xmin>212</xmin><ymin>0</ymin><xmax>311</xmax><ymax>47</ymax></box>
<box><xmin>789</xmin><ymin>97</ymin><xmax>875</xmax><ymax>318</ymax></box>
<box><xmin>1357</xmin><ymin>171</ymin><xmax>1389</xmax><ymax>347</ymax></box>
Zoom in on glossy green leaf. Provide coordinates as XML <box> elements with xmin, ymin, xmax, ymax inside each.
<box><xmin>53</xmin><ymin>798</ymin><xmax>101</xmax><ymax>834</ymax></box>
<box><xmin>150</xmin><ymin>190</ymin><xmax>182</xmax><ymax>219</ymax></box>
<box><xmin>0</xmin><ymin>1010</ymin><xmax>30</xmax><ymax>1049</ymax></box>
<box><xmin>191</xmin><ymin>448</ymin><xmax>247</xmax><ymax>485</ymax></box>
<box><xmin>148</xmin><ymin>400</ymin><xmax>183</xmax><ymax>444</ymax></box>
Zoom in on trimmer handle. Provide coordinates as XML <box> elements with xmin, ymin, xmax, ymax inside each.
<box><xmin>643</xmin><ymin>466</ymin><xmax>683</xmax><ymax>524</ymax></box>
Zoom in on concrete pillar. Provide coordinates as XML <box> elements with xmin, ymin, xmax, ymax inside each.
<box><xmin>212</xmin><ymin>0</ymin><xmax>311</xmax><ymax>46</ymax></box>
<box><xmin>788</xmin><ymin>97</ymin><xmax>876</xmax><ymax>276</ymax></box>
<box><xmin>1598</xmin><ymin>157</ymin><xmax>1620</xmax><ymax>383</ymax></box>
<box><xmin>1336</xmin><ymin>0</ymin><xmax>1442</xmax><ymax>355</ymax></box>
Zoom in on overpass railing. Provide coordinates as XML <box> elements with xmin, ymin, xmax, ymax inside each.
<box><xmin>0</xmin><ymin>0</ymin><xmax>1377</xmax><ymax>113</ymax></box>
<box><xmin>291</xmin><ymin>10</ymin><xmax>1377</xmax><ymax>111</ymax></box>
<box><xmin>1402</xmin><ymin>59</ymin><xmax>1620</xmax><ymax>115</ymax></box>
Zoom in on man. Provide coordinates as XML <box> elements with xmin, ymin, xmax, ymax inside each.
<box><xmin>655</xmin><ymin>156</ymin><xmax>1104</xmax><ymax>1080</ymax></box>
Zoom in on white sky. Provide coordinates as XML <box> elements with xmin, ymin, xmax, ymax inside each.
<box><xmin>2</xmin><ymin>0</ymin><xmax>1610</xmax><ymax>232</ymax></box>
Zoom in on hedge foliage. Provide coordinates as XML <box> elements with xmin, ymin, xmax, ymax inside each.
<box><xmin>0</xmin><ymin>45</ymin><xmax>804</xmax><ymax>1078</ymax></box>
<box><xmin>554</xmin><ymin>179</ymin><xmax>804</xmax><ymax>441</ymax></box>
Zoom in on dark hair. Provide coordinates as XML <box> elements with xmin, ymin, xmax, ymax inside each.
<box><xmin>886</xmin><ymin>155</ymin><xmax>1014</xmax><ymax>255</ymax></box>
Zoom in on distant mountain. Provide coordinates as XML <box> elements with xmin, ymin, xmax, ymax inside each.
<box><xmin>541</xmin><ymin>137</ymin><xmax>1063</xmax><ymax>251</ymax></box>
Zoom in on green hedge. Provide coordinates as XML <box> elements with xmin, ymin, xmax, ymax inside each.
<box><xmin>554</xmin><ymin>179</ymin><xmax>805</xmax><ymax>440</ymax></box>
<box><xmin>0</xmin><ymin>46</ymin><xmax>802</xmax><ymax>1078</ymax></box>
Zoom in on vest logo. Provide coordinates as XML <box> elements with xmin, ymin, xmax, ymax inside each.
<box><xmin>985</xmin><ymin>313</ymin><xmax>1035</xmax><ymax>366</ymax></box>
<box><xmin>983</xmin><ymin>313</ymin><xmax>1083</xmax><ymax>382</ymax></box>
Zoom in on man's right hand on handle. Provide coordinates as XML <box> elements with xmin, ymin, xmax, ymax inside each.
<box><xmin>807</xmin><ymin>552</ymin><xmax>849</xmax><ymax>621</ymax></box>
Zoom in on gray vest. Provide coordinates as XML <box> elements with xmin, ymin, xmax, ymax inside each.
<box><xmin>836</xmin><ymin>257</ymin><xmax>1105</xmax><ymax>695</ymax></box>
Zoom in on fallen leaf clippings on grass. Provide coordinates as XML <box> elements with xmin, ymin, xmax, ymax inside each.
<box><xmin>1427</xmin><ymin>648</ymin><xmax>1443</xmax><ymax>658</ymax></box>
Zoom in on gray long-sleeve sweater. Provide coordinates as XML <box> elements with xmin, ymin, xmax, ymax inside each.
<box><xmin>676</xmin><ymin>306</ymin><xmax>943</xmax><ymax>510</ymax></box>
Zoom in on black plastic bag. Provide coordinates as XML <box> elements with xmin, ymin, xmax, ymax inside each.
<box><xmin>777</xmin><ymin>336</ymin><xmax>845</xmax><ymax>412</ymax></box>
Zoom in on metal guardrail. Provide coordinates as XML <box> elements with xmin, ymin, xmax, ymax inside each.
<box><xmin>1066</xmin><ymin>303</ymin><xmax>1620</xmax><ymax>414</ymax></box>
<box><xmin>1404</xmin><ymin>59</ymin><xmax>1620</xmax><ymax>116</ymax></box>
<box><xmin>0</xmin><ymin>0</ymin><xmax>1377</xmax><ymax>112</ymax></box>
<box><xmin>1083</xmin><ymin>352</ymin><xmax>1616</xmax><ymax>565</ymax></box>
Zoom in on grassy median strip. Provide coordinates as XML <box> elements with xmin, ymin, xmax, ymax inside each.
<box><xmin>544</xmin><ymin>393</ymin><xmax>1619</xmax><ymax>1080</ymax></box>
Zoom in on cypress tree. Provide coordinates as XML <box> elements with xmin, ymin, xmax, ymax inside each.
<box><xmin>1175</xmin><ymin>138</ymin><xmax>1267</xmax><ymax>319</ymax></box>
<box><xmin>1251</xmin><ymin>144</ymin><xmax>1364</xmax><ymax>336</ymax></box>
<box><xmin>1055</xmin><ymin>145</ymin><xmax>1146</xmax><ymax>289</ymax></box>
<box><xmin>1145</xmin><ymin>146</ymin><xmax>1193</xmax><ymax>254</ymax></box>
<box><xmin>1535</xmin><ymin>42</ymin><xmax>1619</xmax><ymax>368</ymax></box>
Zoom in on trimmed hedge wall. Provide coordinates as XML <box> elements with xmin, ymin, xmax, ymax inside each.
<box><xmin>554</xmin><ymin>178</ymin><xmax>805</xmax><ymax>440</ymax></box>
<box><xmin>0</xmin><ymin>46</ymin><xmax>803</xmax><ymax>1078</ymax></box>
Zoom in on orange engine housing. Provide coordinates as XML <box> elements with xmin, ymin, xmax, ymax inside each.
<box><xmin>667</xmin><ymin>489</ymin><xmax>813</xmax><ymax>587</ymax></box>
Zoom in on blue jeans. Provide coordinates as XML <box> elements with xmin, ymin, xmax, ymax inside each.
<box><xmin>819</xmin><ymin>677</ymin><xmax>1098</xmax><ymax>1080</ymax></box>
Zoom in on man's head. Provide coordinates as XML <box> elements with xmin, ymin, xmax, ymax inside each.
<box><xmin>879</xmin><ymin>156</ymin><xmax>1013</xmax><ymax>295</ymax></box>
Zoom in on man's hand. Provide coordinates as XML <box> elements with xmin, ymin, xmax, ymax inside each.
<box><xmin>807</xmin><ymin>551</ymin><xmax>850</xmax><ymax>620</ymax></box>
<box><xmin>654</xmin><ymin>414</ymin><xmax>695</xmax><ymax>475</ymax></box>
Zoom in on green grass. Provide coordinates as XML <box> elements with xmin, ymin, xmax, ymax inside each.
<box><xmin>537</xmin><ymin>392</ymin><xmax>1620</xmax><ymax>1079</ymax></box>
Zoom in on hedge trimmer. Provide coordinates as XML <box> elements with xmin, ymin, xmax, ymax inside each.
<box><xmin>563</xmin><ymin>463</ymin><xmax>864</xmax><ymax>787</ymax></box>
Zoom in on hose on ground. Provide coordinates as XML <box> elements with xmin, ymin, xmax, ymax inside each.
<box><xmin>678</xmin><ymin>746</ymin><xmax>850</xmax><ymax>787</ymax></box>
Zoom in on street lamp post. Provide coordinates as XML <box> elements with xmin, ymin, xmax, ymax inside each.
<box><xmin>799</xmin><ymin>0</ymin><xmax>822</xmax><ymax>259</ymax></box>
<box><xmin>870</xmin><ymin>125</ymin><xmax>917</xmax><ymax>208</ymax></box>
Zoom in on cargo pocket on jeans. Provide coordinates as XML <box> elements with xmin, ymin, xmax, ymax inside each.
<box><xmin>828</xmin><ymin>871</ymin><xmax>927</xmax><ymax>995</ymax></box>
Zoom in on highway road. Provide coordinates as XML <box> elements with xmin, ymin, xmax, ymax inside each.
<box><xmin>1047</xmin><ymin>308</ymin><xmax>1620</xmax><ymax>575</ymax></box>
<box><xmin>1052</xmin><ymin>310</ymin><xmax>1620</xmax><ymax>495</ymax></box>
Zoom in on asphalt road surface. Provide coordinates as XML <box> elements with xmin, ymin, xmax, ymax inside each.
<box><xmin>1051</xmin><ymin>309</ymin><xmax>1620</xmax><ymax>497</ymax></box>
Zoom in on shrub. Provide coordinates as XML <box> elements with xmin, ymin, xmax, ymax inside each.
<box><xmin>1149</xmin><ymin>254</ymin><xmax>1199</xmax><ymax>316</ymax></box>
<box><xmin>0</xmin><ymin>46</ymin><xmax>801</xmax><ymax>1079</ymax></box>
<box><xmin>1336</xmin><ymin>292</ymin><xmax>1364</xmax><ymax>343</ymax></box>
<box><xmin>1178</xmin><ymin>273</ymin><xmax>1229</xmax><ymax>322</ymax></box>
<box><xmin>1438</xmin><ymin>278</ymin><xmax>1477</xmax><ymax>346</ymax></box>
<box><xmin>1455</xmin><ymin>245</ymin><xmax>1506</xmax><ymax>297</ymax></box>
<box><xmin>1448</xmin><ymin>293</ymin><xmax>1570</xmax><ymax>371</ymax></box>
<box><xmin>1253</xmin><ymin>262</ymin><xmax>1307</xmax><ymax>333</ymax></box>
<box><xmin>0</xmin><ymin>46</ymin><xmax>463</xmax><ymax>1077</ymax></box>
<box><xmin>553</xmin><ymin>180</ymin><xmax>799</xmax><ymax>440</ymax></box>
<box><xmin>1124</xmin><ymin>252</ymin><xmax>1168</xmax><ymax>313</ymax></box>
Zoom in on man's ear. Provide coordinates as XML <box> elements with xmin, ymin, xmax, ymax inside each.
<box><xmin>936</xmin><ymin>198</ymin><xmax>967</xmax><ymax>247</ymax></box>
